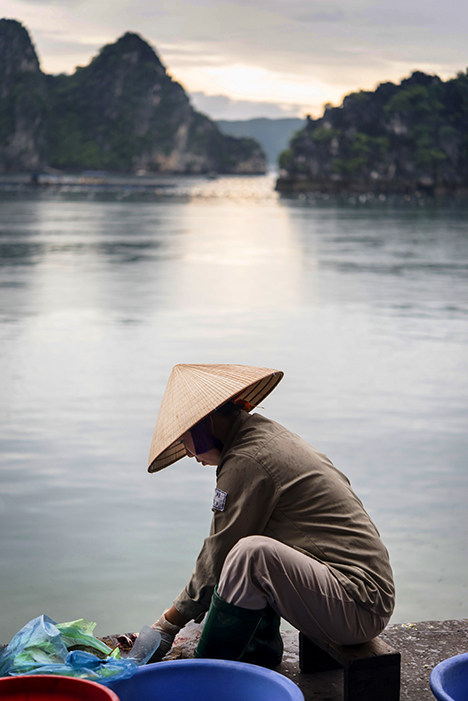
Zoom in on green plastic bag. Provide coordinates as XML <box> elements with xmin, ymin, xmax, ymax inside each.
<box><xmin>56</xmin><ymin>619</ymin><xmax>115</xmax><ymax>659</ymax></box>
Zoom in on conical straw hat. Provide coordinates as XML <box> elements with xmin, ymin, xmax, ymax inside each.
<box><xmin>148</xmin><ymin>364</ymin><xmax>284</xmax><ymax>473</ymax></box>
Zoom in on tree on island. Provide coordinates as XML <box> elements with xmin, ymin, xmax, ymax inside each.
<box><xmin>277</xmin><ymin>70</ymin><xmax>468</xmax><ymax>195</ymax></box>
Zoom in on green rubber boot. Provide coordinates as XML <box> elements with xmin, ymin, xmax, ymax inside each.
<box><xmin>241</xmin><ymin>605</ymin><xmax>284</xmax><ymax>668</ymax></box>
<box><xmin>195</xmin><ymin>588</ymin><xmax>266</xmax><ymax>661</ymax></box>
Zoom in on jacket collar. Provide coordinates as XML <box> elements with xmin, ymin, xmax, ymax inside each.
<box><xmin>216</xmin><ymin>410</ymin><xmax>251</xmax><ymax>476</ymax></box>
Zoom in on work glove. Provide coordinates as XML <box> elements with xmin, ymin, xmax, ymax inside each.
<box><xmin>148</xmin><ymin>610</ymin><xmax>182</xmax><ymax>662</ymax></box>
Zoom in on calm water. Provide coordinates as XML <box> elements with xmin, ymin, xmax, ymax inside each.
<box><xmin>1</xmin><ymin>175</ymin><xmax>467</xmax><ymax>642</ymax></box>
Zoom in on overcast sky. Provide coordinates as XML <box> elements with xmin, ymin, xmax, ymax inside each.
<box><xmin>3</xmin><ymin>0</ymin><xmax>468</xmax><ymax>119</ymax></box>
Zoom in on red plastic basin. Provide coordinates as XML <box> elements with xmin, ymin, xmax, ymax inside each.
<box><xmin>0</xmin><ymin>674</ymin><xmax>120</xmax><ymax>701</ymax></box>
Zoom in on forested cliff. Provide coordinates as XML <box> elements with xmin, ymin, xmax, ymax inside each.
<box><xmin>0</xmin><ymin>19</ymin><xmax>265</xmax><ymax>174</ymax></box>
<box><xmin>277</xmin><ymin>70</ymin><xmax>468</xmax><ymax>195</ymax></box>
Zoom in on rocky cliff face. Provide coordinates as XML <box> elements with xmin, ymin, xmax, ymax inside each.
<box><xmin>0</xmin><ymin>21</ymin><xmax>265</xmax><ymax>174</ymax></box>
<box><xmin>277</xmin><ymin>71</ymin><xmax>468</xmax><ymax>195</ymax></box>
<box><xmin>0</xmin><ymin>19</ymin><xmax>49</xmax><ymax>171</ymax></box>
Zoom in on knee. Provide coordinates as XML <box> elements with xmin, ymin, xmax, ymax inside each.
<box><xmin>226</xmin><ymin>535</ymin><xmax>270</xmax><ymax>563</ymax></box>
<box><xmin>223</xmin><ymin>536</ymin><xmax>278</xmax><ymax>578</ymax></box>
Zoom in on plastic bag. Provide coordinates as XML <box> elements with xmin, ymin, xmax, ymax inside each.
<box><xmin>0</xmin><ymin>615</ymin><xmax>138</xmax><ymax>684</ymax></box>
<box><xmin>56</xmin><ymin>619</ymin><xmax>116</xmax><ymax>659</ymax></box>
<box><xmin>0</xmin><ymin>615</ymin><xmax>67</xmax><ymax>676</ymax></box>
<box><xmin>16</xmin><ymin>650</ymin><xmax>138</xmax><ymax>683</ymax></box>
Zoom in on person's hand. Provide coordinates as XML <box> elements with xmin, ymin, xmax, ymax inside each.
<box><xmin>148</xmin><ymin>611</ymin><xmax>182</xmax><ymax>662</ymax></box>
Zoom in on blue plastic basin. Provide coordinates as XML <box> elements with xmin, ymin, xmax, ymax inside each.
<box><xmin>107</xmin><ymin>658</ymin><xmax>305</xmax><ymax>701</ymax></box>
<box><xmin>430</xmin><ymin>652</ymin><xmax>468</xmax><ymax>701</ymax></box>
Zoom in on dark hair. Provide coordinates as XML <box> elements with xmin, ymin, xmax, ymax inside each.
<box><xmin>214</xmin><ymin>401</ymin><xmax>243</xmax><ymax>418</ymax></box>
<box><xmin>190</xmin><ymin>415</ymin><xmax>223</xmax><ymax>454</ymax></box>
<box><xmin>189</xmin><ymin>402</ymin><xmax>241</xmax><ymax>455</ymax></box>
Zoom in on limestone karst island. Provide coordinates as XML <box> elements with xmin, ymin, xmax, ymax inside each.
<box><xmin>0</xmin><ymin>19</ymin><xmax>265</xmax><ymax>175</ymax></box>
<box><xmin>277</xmin><ymin>70</ymin><xmax>468</xmax><ymax>196</ymax></box>
<box><xmin>1</xmin><ymin>18</ymin><xmax>468</xmax><ymax>196</ymax></box>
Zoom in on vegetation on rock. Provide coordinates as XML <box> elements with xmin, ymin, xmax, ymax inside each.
<box><xmin>277</xmin><ymin>71</ymin><xmax>468</xmax><ymax>194</ymax></box>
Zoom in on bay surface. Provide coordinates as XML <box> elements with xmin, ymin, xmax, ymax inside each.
<box><xmin>0</xmin><ymin>175</ymin><xmax>467</xmax><ymax>641</ymax></box>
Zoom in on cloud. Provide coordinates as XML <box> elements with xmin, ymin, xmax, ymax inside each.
<box><xmin>3</xmin><ymin>0</ymin><xmax>468</xmax><ymax>117</ymax></box>
<box><xmin>179</xmin><ymin>64</ymin><xmax>326</xmax><ymax>107</ymax></box>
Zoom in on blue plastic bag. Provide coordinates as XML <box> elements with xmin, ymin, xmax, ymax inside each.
<box><xmin>0</xmin><ymin>615</ymin><xmax>67</xmax><ymax>676</ymax></box>
<box><xmin>17</xmin><ymin>649</ymin><xmax>138</xmax><ymax>684</ymax></box>
<box><xmin>0</xmin><ymin>615</ymin><xmax>138</xmax><ymax>684</ymax></box>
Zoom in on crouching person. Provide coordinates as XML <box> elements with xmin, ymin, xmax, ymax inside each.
<box><xmin>146</xmin><ymin>364</ymin><xmax>395</xmax><ymax>667</ymax></box>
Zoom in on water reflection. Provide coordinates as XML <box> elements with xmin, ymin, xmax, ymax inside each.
<box><xmin>0</xmin><ymin>241</ymin><xmax>46</xmax><ymax>266</ymax></box>
<box><xmin>0</xmin><ymin>200</ymin><xmax>178</xmax><ymax>321</ymax></box>
<box><xmin>168</xmin><ymin>201</ymin><xmax>308</xmax><ymax>311</ymax></box>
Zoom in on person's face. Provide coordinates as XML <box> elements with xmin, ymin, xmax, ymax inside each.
<box><xmin>182</xmin><ymin>430</ymin><xmax>221</xmax><ymax>466</ymax></box>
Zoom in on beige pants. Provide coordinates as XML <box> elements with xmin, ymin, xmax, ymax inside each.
<box><xmin>217</xmin><ymin>535</ymin><xmax>390</xmax><ymax>646</ymax></box>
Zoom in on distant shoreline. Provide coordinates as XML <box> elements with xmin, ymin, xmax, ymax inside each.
<box><xmin>275</xmin><ymin>176</ymin><xmax>468</xmax><ymax>198</ymax></box>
